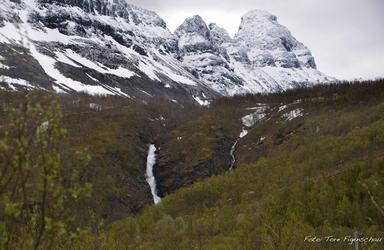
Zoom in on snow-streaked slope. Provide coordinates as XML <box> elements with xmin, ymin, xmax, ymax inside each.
<box><xmin>0</xmin><ymin>75</ymin><xmax>34</xmax><ymax>90</ymax></box>
<box><xmin>0</xmin><ymin>0</ymin><xmax>214</xmax><ymax>104</ymax></box>
<box><xmin>29</xmin><ymin>44</ymin><xmax>115</xmax><ymax>95</ymax></box>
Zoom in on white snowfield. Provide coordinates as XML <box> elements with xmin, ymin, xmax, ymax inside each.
<box><xmin>0</xmin><ymin>55</ymin><xmax>10</xmax><ymax>70</ymax></box>
<box><xmin>239</xmin><ymin>128</ymin><xmax>248</xmax><ymax>138</ymax></box>
<box><xmin>282</xmin><ymin>108</ymin><xmax>305</xmax><ymax>121</ymax></box>
<box><xmin>242</xmin><ymin>106</ymin><xmax>268</xmax><ymax>127</ymax></box>
<box><xmin>0</xmin><ymin>75</ymin><xmax>34</xmax><ymax>90</ymax></box>
<box><xmin>278</xmin><ymin>105</ymin><xmax>288</xmax><ymax>112</ymax></box>
<box><xmin>89</xmin><ymin>103</ymin><xmax>103</xmax><ymax>111</ymax></box>
<box><xmin>193</xmin><ymin>96</ymin><xmax>210</xmax><ymax>106</ymax></box>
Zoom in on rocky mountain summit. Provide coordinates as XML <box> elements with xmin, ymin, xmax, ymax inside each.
<box><xmin>175</xmin><ymin>10</ymin><xmax>331</xmax><ymax>96</ymax></box>
<box><xmin>0</xmin><ymin>0</ymin><xmax>333</xmax><ymax>104</ymax></box>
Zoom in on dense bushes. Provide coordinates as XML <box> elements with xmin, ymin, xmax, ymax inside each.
<box><xmin>0</xmin><ymin>92</ymin><xmax>92</xmax><ymax>249</ymax></box>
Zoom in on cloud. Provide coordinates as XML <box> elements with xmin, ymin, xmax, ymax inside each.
<box><xmin>129</xmin><ymin>0</ymin><xmax>384</xmax><ymax>80</ymax></box>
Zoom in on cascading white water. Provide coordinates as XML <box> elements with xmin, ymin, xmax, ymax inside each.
<box><xmin>229</xmin><ymin>128</ymin><xmax>248</xmax><ymax>171</ymax></box>
<box><xmin>229</xmin><ymin>139</ymin><xmax>239</xmax><ymax>171</ymax></box>
<box><xmin>145</xmin><ymin>144</ymin><xmax>161</xmax><ymax>205</ymax></box>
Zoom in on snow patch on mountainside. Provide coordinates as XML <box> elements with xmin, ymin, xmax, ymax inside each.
<box><xmin>64</xmin><ymin>49</ymin><xmax>135</xmax><ymax>78</ymax></box>
<box><xmin>282</xmin><ymin>108</ymin><xmax>304</xmax><ymax>120</ymax></box>
<box><xmin>0</xmin><ymin>57</ymin><xmax>9</xmax><ymax>69</ymax></box>
<box><xmin>242</xmin><ymin>106</ymin><xmax>268</xmax><ymax>127</ymax></box>
<box><xmin>193</xmin><ymin>96</ymin><xmax>210</xmax><ymax>106</ymax></box>
<box><xmin>278</xmin><ymin>105</ymin><xmax>288</xmax><ymax>112</ymax></box>
<box><xmin>239</xmin><ymin>129</ymin><xmax>248</xmax><ymax>138</ymax></box>
<box><xmin>1</xmin><ymin>75</ymin><xmax>34</xmax><ymax>90</ymax></box>
<box><xmin>29</xmin><ymin>44</ymin><xmax>115</xmax><ymax>95</ymax></box>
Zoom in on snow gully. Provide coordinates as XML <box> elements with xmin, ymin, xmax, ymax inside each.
<box><xmin>145</xmin><ymin>144</ymin><xmax>161</xmax><ymax>205</ymax></box>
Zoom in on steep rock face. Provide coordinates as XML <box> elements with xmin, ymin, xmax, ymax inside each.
<box><xmin>37</xmin><ymin>0</ymin><xmax>167</xmax><ymax>28</ymax></box>
<box><xmin>154</xmin><ymin>138</ymin><xmax>233</xmax><ymax>197</ymax></box>
<box><xmin>175</xmin><ymin>16</ymin><xmax>244</xmax><ymax>96</ymax></box>
<box><xmin>174</xmin><ymin>15</ymin><xmax>212</xmax><ymax>53</ymax></box>
<box><xmin>34</xmin><ymin>0</ymin><xmax>174</xmax><ymax>49</ymax></box>
<box><xmin>209</xmin><ymin>23</ymin><xmax>232</xmax><ymax>45</ymax></box>
<box><xmin>234</xmin><ymin>10</ymin><xmax>315</xmax><ymax>69</ymax></box>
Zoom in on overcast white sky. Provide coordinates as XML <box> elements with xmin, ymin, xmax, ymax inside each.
<box><xmin>128</xmin><ymin>0</ymin><xmax>384</xmax><ymax>80</ymax></box>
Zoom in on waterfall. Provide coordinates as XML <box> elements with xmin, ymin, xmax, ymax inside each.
<box><xmin>229</xmin><ymin>128</ymin><xmax>248</xmax><ymax>171</ymax></box>
<box><xmin>145</xmin><ymin>144</ymin><xmax>161</xmax><ymax>205</ymax></box>
<box><xmin>229</xmin><ymin>139</ymin><xmax>239</xmax><ymax>171</ymax></box>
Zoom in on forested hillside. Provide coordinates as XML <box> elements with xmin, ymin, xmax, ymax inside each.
<box><xmin>1</xmin><ymin>79</ymin><xmax>384</xmax><ymax>249</ymax></box>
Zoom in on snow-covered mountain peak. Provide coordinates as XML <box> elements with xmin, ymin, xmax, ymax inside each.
<box><xmin>235</xmin><ymin>9</ymin><xmax>293</xmax><ymax>48</ymax></box>
<box><xmin>240</xmin><ymin>10</ymin><xmax>278</xmax><ymax>23</ymax></box>
<box><xmin>112</xmin><ymin>1</ymin><xmax>168</xmax><ymax>28</ymax></box>
<box><xmin>233</xmin><ymin>9</ymin><xmax>318</xmax><ymax>69</ymax></box>
<box><xmin>174</xmin><ymin>15</ymin><xmax>210</xmax><ymax>39</ymax></box>
<box><xmin>174</xmin><ymin>15</ymin><xmax>212</xmax><ymax>53</ymax></box>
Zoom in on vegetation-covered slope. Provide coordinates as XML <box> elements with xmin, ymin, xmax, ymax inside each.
<box><xmin>1</xmin><ymin>79</ymin><xmax>384</xmax><ymax>249</ymax></box>
<box><xmin>103</xmin><ymin>80</ymin><xmax>384</xmax><ymax>249</ymax></box>
<box><xmin>0</xmin><ymin>91</ymin><xmax>204</xmax><ymax>225</ymax></box>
